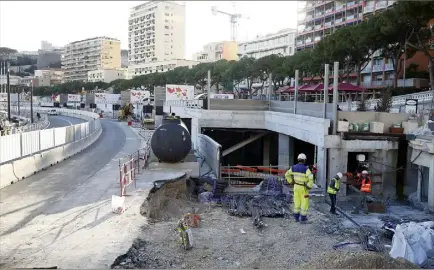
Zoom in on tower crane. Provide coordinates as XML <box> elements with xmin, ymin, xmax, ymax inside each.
<box><xmin>211</xmin><ymin>4</ymin><xmax>248</xmax><ymax>41</ymax></box>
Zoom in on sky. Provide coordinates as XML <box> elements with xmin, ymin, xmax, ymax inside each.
<box><xmin>0</xmin><ymin>1</ymin><xmax>298</xmax><ymax>60</ymax></box>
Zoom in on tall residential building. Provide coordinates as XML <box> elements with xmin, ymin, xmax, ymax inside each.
<box><xmin>121</xmin><ymin>49</ymin><xmax>129</xmax><ymax>67</ymax></box>
<box><xmin>192</xmin><ymin>41</ymin><xmax>238</xmax><ymax>63</ymax></box>
<box><xmin>41</xmin><ymin>40</ymin><xmax>53</xmax><ymax>51</ymax></box>
<box><xmin>295</xmin><ymin>0</ymin><xmax>396</xmax><ymax>51</ymax></box>
<box><xmin>128</xmin><ymin>59</ymin><xmax>199</xmax><ymax>79</ymax></box>
<box><xmin>62</xmin><ymin>36</ymin><xmax>121</xmax><ymax>82</ymax></box>
<box><xmin>237</xmin><ymin>28</ymin><xmax>297</xmax><ymax>59</ymax></box>
<box><xmin>128</xmin><ymin>1</ymin><xmax>185</xmax><ymax>65</ymax></box>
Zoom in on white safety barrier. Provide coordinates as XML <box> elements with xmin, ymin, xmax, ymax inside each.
<box><xmin>0</xmin><ymin>108</ymin><xmax>102</xmax><ymax>189</ymax></box>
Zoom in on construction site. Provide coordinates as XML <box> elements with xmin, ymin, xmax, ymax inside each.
<box><xmin>109</xmin><ymin>112</ymin><xmax>434</xmax><ymax>270</ymax></box>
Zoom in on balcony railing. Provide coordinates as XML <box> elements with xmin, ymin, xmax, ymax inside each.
<box><xmin>316</xmin><ymin>11</ymin><xmax>324</xmax><ymax>16</ymax></box>
<box><xmin>325</xmin><ymin>9</ymin><xmax>334</xmax><ymax>14</ymax></box>
<box><xmin>305</xmin><ymin>26</ymin><xmax>313</xmax><ymax>31</ymax></box>
<box><xmin>363</xmin><ymin>5</ymin><xmax>375</xmax><ymax>13</ymax></box>
<box><xmin>361</xmin><ymin>65</ymin><xmax>372</xmax><ymax>73</ymax></box>
<box><xmin>384</xmin><ymin>63</ymin><xmax>394</xmax><ymax>71</ymax></box>
<box><xmin>296</xmin><ymin>41</ymin><xmax>304</xmax><ymax>46</ymax></box>
<box><xmin>346</xmin><ymin>15</ymin><xmax>355</xmax><ymax>20</ymax></box>
<box><xmin>335</xmin><ymin>4</ymin><xmax>345</xmax><ymax>10</ymax></box>
<box><xmin>324</xmin><ymin>21</ymin><xmax>333</xmax><ymax>27</ymax></box>
<box><xmin>305</xmin><ymin>39</ymin><xmax>313</xmax><ymax>43</ymax></box>
<box><xmin>314</xmin><ymin>36</ymin><xmax>322</xmax><ymax>41</ymax></box>
<box><xmin>375</xmin><ymin>1</ymin><xmax>387</xmax><ymax>10</ymax></box>
<box><xmin>314</xmin><ymin>24</ymin><xmax>322</xmax><ymax>29</ymax></box>
<box><xmin>335</xmin><ymin>18</ymin><xmax>344</xmax><ymax>24</ymax></box>
<box><xmin>372</xmin><ymin>65</ymin><xmax>383</xmax><ymax>72</ymax></box>
<box><xmin>346</xmin><ymin>1</ymin><xmax>356</xmax><ymax>7</ymax></box>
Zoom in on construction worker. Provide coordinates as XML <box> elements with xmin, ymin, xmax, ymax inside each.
<box><xmin>285</xmin><ymin>153</ymin><xmax>314</xmax><ymax>223</ymax></box>
<box><xmin>352</xmin><ymin>170</ymin><xmax>371</xmax><ymax>214</ymax></box>
<box><xmin>327</xmin><ymin>172</ymin><xmax>343</xmax><ymax>215</ymax></box>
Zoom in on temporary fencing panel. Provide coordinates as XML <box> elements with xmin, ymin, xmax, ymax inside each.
<box><xmin>40</xmin><ymin>129</ymin><xmax>55</xmax><ymax>150</ymax></box>
<box><xmin>54</xmin><ymin>127</ymin><xmax>66</xmax><ymax>146</ymax></box>
<box><xmin>0</xmin><ymin>134</ymin><xmax>21</xmax><ymax>163</ymax></box>
<box><xmin>21</xmin><ymin>130</ymin><xmax>40</xmax><ymax>156</ymax></box>
<box><xmin>0</xmin><ymin>108</ymin><xmax>101</xmax><ymax>164</ymax></box>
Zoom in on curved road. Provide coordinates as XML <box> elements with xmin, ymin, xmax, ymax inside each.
<box><xmin>45</xmin><ymin>115</ymin><xmax>86</xmax><ymax>129</ymax></box>
<box><xmin>0</xmin><ymin>119</ymin><xmax>132</xmax><ymax>268</ymax></box>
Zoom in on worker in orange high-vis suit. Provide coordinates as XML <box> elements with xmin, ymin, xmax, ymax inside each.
<box><xmin>285</xmin><ymin>153</ymin><xmax>314</xmax><ymax>223</ymax></box>
<box><xmin>352</xmin><ymin>170</ymin><xmax>371</xmax><ymax>214</ymax></box>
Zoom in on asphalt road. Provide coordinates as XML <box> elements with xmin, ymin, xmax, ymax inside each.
<box><xmin>0</xmin><ymin>120</ymin><xmax>128</xmax><ymax>266</ymax></box>
<box><xmin>45</xmin><ymin>115</ymin><xmax>86</xmax><ymax>129</ymax></box>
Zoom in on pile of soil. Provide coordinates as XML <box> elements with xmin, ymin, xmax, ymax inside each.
<box><xmin>139</xmin><ymin>178</ymin><xmax>203</xmax><ymax>221</ymax></box>
<box><xmin>300</xmin><ymin>251</ymin><xmax>419</xmax><ymax>269</ymax></box>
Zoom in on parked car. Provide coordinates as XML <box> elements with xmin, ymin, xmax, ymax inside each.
<box><xmin>48</xmin><ymin>109</ymin><xmax>58</xmax><ymax>116</ymax></box>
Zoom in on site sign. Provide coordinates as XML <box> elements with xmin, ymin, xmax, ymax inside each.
<box><xmin>68</xmin><ymin>94</ymin><xmax>81</xmax><ymax>102</ymax></box>
<box><xmin>130</xmin><ymin>90</ymin><xmax>151</xmax><ymax>103</ymax></box>
<box><xmin>94</xmin><ymin>93</ymin><xmax>121</xmax><ymax>104</ymax></box>
<box><xmin>210</xmin><ymin>93</ymin><xmax>234</xmax><ymax>99</ymax></box>
<box><xmin>166</xmin><ymin>84</ymin><xmax>194</xmax><ymax>101</ymax></box>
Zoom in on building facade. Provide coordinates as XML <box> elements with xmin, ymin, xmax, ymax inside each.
<box><xmin>37</xmin><ymin>51</ymin><xmax>61</xmax><ymax>69</ymax></box>
<box><xmin>128</xmin><ymin>59</ymin><xmax>199</xmax><ymax>79</ymax></box>
<box><xmin>121</xmin><ymin>49</ymin><xmax>129</xmax><ymax>67</ymax></box>
<box><xmin>295</xmin><ymin>0</ymin><xmax>396</xmax><ymax>51</ymax></box>
<box><xmin>87</xmin><ymin>69</ymin><xmax>127</xmax><ymax>83</ymax></box>
<box><xmin>34</xmin><ymin>68</ymin><xmax>64</xmax><ymax>86</ymax></box>
<box><xmin>192</xmin><ymin>41</ymin><xmax>238</xmax><ymax>63</ymax></box>
<box><xmin>128</xmin><ymin>1</ymin><xmax>185</xmax><ymax>65</ymax></box>
<box><xmin>62</xmin><ymin>36</ymin><xmax>121</xmax><ymax>82</ymax></box>
<box><xmin>237</xmin><ymin>28</ymin><xmax>297</xmax><ymax>59</ymax></box>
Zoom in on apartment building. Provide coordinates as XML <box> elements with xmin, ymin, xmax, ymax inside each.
<box><xmin>192</xmin><ymin>41</ymin><xmax>238</xmax><ymax>63</ymax></box>
<box><xmin>237</xmin><ymin>28</ymin><xmax>296</xmax><ymax>59</ymax></box>
<box><xmin>121</xmin><ymin>50</ymin><xmax>129</xmax><ymax>67</ymax></box>
<box><xmin>295</xmin><ymin>0</ymin><xmax>396</xmax><ymax>51</ymax></box>
<box><xmin>87</xmin><ymin>69</ymin><xmax>127</xmax><ymax>83</ymax></box>
<box><xmin>128</xmin><ymin>59</ymin><xmax>199</xmax><ymax>79</ymax></box>
<box><xmin>128</xmin><ymin>1</ymin><xmax>185</xmax><ymax>65</ymax></box>
<box><xmin>62</xmin><ymin>36</ymin><xmax>121</xmax><ymax>82</ymax></box>
<box><xmin>34</xmin><ymin>68</ymin><xmax>64</xmax><ymax>86</ymax></box>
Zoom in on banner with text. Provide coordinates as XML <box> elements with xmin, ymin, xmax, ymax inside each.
<box><xmin>94</xmin><ymin>93</ymin><xmax>121</xmax><ymax>104</ymax></box>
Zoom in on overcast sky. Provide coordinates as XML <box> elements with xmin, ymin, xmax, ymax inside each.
<box><xmin>0</xmin><ymin>1</ymin><xmax>298</xmax><ymax>59</ymax></box>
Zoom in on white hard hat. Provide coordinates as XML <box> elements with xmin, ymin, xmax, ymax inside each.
<box><xmin>336</xmin><ymin>172</ymin><xmax>343</xmax><ymax>179</ymax></box>
<box><xmin>297</xmin><ymin>153</ymin><xmax>307</xmax><ymax>160</ymax></box>
<box><xmin>362</xmin><ymin>170</ymin><xmax>368</xmax><ymax>174</ymax></box>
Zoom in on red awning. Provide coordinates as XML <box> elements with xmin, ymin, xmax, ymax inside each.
<box><xmin>328</xmin><ymin>82</ymin><xmax>364</xmax><ymax>92</ymax></box>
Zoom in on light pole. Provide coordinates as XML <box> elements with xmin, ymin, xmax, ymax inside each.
<box><xmin>6</xmin><ymin>62</ymin><xmax>11</xmax><ymax>121</ymax></box>
<box><xmin>30</xmin><ymin>79</ymin><xmax>34</xmax><ymax>123</ymax></box>
<box><xmin>403</xmin><ymin>43</ymin><xmax>407</xmax><ymax>88</ymax></box>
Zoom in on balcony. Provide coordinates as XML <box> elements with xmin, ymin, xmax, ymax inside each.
<box><xmin>324</xmin><ymin>21</ymin><xmax>333</xmax><ymax>27</ymax></box>
<box><xmin>335</xmin><ymin>4</ymin><xmax>345</xmax><ymax>11</ymax></box>
<box><xmin>361</xmin><ymin>64</ymin><xmax>372</xmax><ymax>73</ymax></box>
<box><xmin>372</xmin><ymin>65</ymin><xmax>383</xmax><ymax>72</ymax></box>
<box><xmin>314</xmin><ymin>24</ymin><xmax>322</xmax><ymax>29</ymax></box>
<box><xmin>346</xmin><ymin>14</ymin><xmax>355</xmax><ymax>20</ymax></box>
<box><xmin>306</xmin><ymin>15</ymin><xmax>313</xmax><ymax>20</ymax></box>
<box><xmin>316</xmin><ymin>11</ymin><xmax>324</xmax><ymax>16</ymax></box>
<box><xmin>314</xmin><ymin>36</ymin><xmax>322</xmax><ymax>42</ymax></box>
<box><xmin>325</xmin><ymin>8</ymin><xmax>334</xmax><ymax>14</ymax></box>
<box><xmin>296</xmin><ymin>41</ymin><xmax>304</xmax><ymax>46</ymax></box>
<box><xmin>346</xmin><ymin>1</ymin><xmax>356</xmax><ymax>7</ymax></box>
<box><xmin>384</xmin><ymin>63</ymin><xmax>394</xmax><ymax>71</ymax></box>
<box><xmin>305</xmin><ymin>26</ymin><xmax>313</xmax><ymax>31</ymax></box>
<box><xmin>335</xmin><ymin>18</ymin><xmax>344</xmax><ymax>24</ymax></box>
<box><xmin>305</xmin><ymin>38</ymin><xmax>313</xmax><ymax>43</ymax></box>
<box><xmin>375</xmin><ymin>1</ymin><xmax>387</xmax><ymax>10</ymax></box>
<box><xmin>363</xmin><ymin>5</ymin><xmax>375</xmax><ymax>13</ymax></box>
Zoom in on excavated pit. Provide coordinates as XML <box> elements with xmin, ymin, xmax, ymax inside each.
<box><xmin>140</xmin><ymin>177</ymin><xmax>204</xmax><ymax>221</ymax></box>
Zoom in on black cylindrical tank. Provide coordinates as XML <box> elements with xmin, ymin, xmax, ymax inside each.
<box><xmin>150</xmin><ymin>118</ymin><xmax>192</xmax><ymax>163</ymax></box>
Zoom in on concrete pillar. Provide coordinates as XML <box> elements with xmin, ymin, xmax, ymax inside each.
<box><xmin>278</xmin><ymin>133</ymin><xmax>290</xmax><ymax>168</ymax></box>
<box><xmin>417</xmin><ymin>165</ymin><xmax>423</xmax><ymax>202</ymax></box>
<box><xmin>288</xmin><ymin>136</ymin><xmax>294</xmax><ymax>166</ymax></box>
<box><xmin>328</xmin><ymin>148</ymin><xmax>348</xmax><ymax>196</ymax></box>
<box><xmin>316</xmin><ymin>147</ymin><xmax>327</xmax><ymax>189</ymax></box>
<box><xmin>263</xmin><ymin>135</ymin><xmax>270</xmax><ymax>166</ymax></box>
<box><xmin>428</xmin><ymin>157</ymin><xmax>434</xmax><ymax>210</ymax></box>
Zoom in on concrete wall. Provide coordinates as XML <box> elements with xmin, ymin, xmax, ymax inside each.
<box><xmin>338</xmin><ymin>111</ymin><xmax>410</xmax><ymax>132</ymax></box>
<box><xmin>271</xmin><ymin>101</ymin><xmax>335</xmax><ymax>119</ymax></box>
<box><xmin>210</xmin><ymin>99</ymin><xmax>269</xmax><ymax>111</ymax></box>
<box><xmin>410</xmin><ymin>147</ymin><xmax>434</xmax><ymax>210</ymax></box>
<box><xmin>196</xmin><ymin>134</ymin><xmax>222</xmax><ymax>178</ymax></box>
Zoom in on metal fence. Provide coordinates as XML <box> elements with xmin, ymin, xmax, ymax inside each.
<box><xmin>0</xmin><ymin>108</ymin><xmax>101</xmax><ymax>164</ymax></box>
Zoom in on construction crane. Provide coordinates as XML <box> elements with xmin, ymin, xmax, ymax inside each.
<box><xmin>211</xmin><ymin>3</ymin><xmax>248</xmax><ymax>41</ymax></box>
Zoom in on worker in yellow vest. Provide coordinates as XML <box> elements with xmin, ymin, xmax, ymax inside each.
<box><xmin>285</xmin><ymin>153</ymin><xmax>314</xmax><ymax>223</ymax></box>
<box><xmin>327</xmin><ymin>172</ymin><xmax>343</xmax><ymax>215</ymax></box>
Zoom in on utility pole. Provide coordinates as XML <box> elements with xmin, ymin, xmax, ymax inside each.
<box><xmin>6</xmin><ymin>62</ymin><xmax>11</xmax><ymax>121</ymax></box>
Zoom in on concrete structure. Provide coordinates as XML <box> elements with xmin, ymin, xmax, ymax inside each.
<box><xmin>296</xmin><ymin>0</ymin><xmax>395</xmax><ymax>51</ymax></box>
<box><xmin>34</xmin><ymin>68</ymin><xmax>64</xmax><ymax>86</ymax></box>
<box><xmin>62</xmin><ymin>36</ymin><xmax>121</xmax><ymax>82</ymax></box>
<box><xmin>121</xmin><ymin>49</ymin><xmax>129</xmax><ymax>67</ymax></box>
<box><xmin>41</xmin><ymin>41</ymin><xmax>53</xmax><ymax>51</ymax></box>
<box><xmin>128</xmin><ymin>1</ymin><xmax>185</xmax><ymax>65</ymax></box>
<box><xmin>128</xmin><ymin>59</ymin><xmax>199</xmax><ymax>79</ymax></box>
<box><xmin>192</xmin><ymin>41</ymin><xmax>238</xmax><ymax>63</ymax></box>
<box><xmin>87</xmin><ymin>69</ymin><xmax>126</xmax><ymax>83</ymax></box>
<box><xmin>407</xmin><ymin>136</ymin><xmax>434</xmax><ymax>210</ymax></box>
<box><xmin>237</xmin><ymin>28</ymin><xmax>296</xmax><ymax>59</ymax></box>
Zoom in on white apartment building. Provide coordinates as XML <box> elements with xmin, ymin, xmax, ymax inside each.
<box><xmin>87</xmin><ymin>69</ymin><xmax>127</xmax><ymax>83</ymax></box>
<box><xmin>62</xmin><ymin>36</ymin><xmax>121</xmax><ymax>82</ymax></box>
<box><xmin>128</xmin><ymin>59</ymin><xmax>199</xmax><ymax>79</ymax></box>
<box><xmin>237</xmin><ymin>28</ymin><xmax>297</xmax><ymax>59</ymax></box>
<box><xmin>128</xmin><ymin>1</ymin><xmax>186</xmax><ymax>65</ymax></box>
<box><xmin>192</xmin><ymin>41</ymin><xmax>238</xmax><ymax>63</ymax></box>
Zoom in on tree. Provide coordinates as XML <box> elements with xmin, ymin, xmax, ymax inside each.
<box><xmin>395</xmin><ymin>0</ymin><xmax>434</xmax><ymax>90</ymax></box>
<box><xmin>375</xmin><ymin>87</ymin><xmax>393</xmax><ymax>112</ymax></box>
<box><xmin>377</xmin><ymin>8</ymin><xmax>416</xmax><ymax>88</ymax></box>
<box><xmin>211</xmin><ymin>60</ymin><xmax>230</xmax><ymax>91</ymax></box>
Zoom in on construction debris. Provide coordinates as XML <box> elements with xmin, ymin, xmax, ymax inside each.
<box><xmin>300</xmin><ymin>251</ymin><xmax>420</xmax><ymax>269</ymax></box>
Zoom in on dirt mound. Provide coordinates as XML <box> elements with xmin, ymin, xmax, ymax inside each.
<box><xmin>140</xmin><ymin>178</ymin><xmax>202</xmax><ymax>221</ymax></box>
<box><xmin>300</xmin><ymin>251</ymin><xmax>419</xmax><ymax>269</ymax></box>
